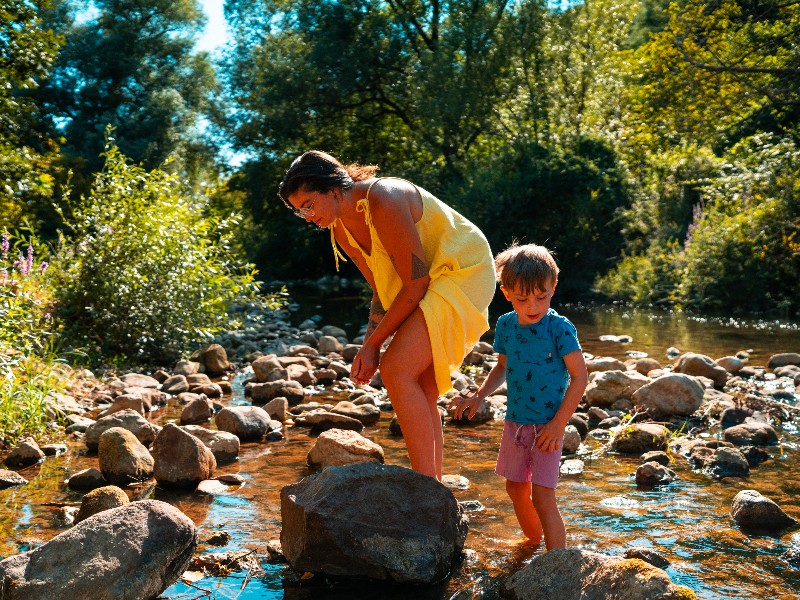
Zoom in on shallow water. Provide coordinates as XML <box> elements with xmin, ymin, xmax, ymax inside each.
<box><xmin>2</xmin><ymin>304</ymin><xmax>799</xmax><ymax>600</ymax></box>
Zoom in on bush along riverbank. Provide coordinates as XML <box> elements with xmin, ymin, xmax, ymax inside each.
<box><xmin>1</xmin><ymin>300</ymin><xmax>799</xmax><ymax>598</ymax></box>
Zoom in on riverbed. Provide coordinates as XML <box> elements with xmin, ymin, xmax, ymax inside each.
<box><xmin>1</xmin><ymin>303</ymin><xmax>799</xmax><ymax>599</ymax></box>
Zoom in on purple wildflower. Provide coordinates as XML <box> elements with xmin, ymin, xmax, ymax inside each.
<box><xmin>39</xmin><ymin>261</ymin><xmax>49</xmax><ymax>275</ymax></box>
<box><xmin>1</xmin><ymin>233</ymin><xmax>8</xmax><ymax>258</ymax></box>
<box><xmin>25</xmin><ymin>246</ymin><xmax>34</xmax><ymax>275</ymax></box>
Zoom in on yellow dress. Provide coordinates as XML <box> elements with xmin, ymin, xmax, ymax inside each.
<box><xmin>333</xmin><ymin>177</ymin><xmax>496</xmax><ymax>394</ymax></box>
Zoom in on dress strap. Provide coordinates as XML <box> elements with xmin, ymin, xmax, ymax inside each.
<box><xmin>329</xmin><ymin>227</ymin><xmax>348</xmax><ymax>271</ymax></box>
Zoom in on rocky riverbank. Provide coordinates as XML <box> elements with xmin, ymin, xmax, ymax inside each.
<box><xmin>1</xmin><ymin>301</ymin><xmax>798</xmax><ymax>598</ymax></box>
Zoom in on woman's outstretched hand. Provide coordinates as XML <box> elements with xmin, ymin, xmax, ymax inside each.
<box><xmin>350</xmin><ymin>342</ymin><xmax>380</xmax><ymax>385</ymax></box>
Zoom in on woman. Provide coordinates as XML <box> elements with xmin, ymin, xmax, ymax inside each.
<box><xmin>278</xmin><ymin>151</ymin><xmax>495</xmax><ymax>480</ymax></box>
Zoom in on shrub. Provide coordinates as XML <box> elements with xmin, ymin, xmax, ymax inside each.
<box><xmin>52</xmin><ymin>142</ymin><xmax>262</xmax><ymax>365</ymax></box>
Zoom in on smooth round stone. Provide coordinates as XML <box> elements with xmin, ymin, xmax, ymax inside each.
<box><xmin>442</xmin><ymin>474</ymin><xmax>470</xmax><ymax>490</ymax></box>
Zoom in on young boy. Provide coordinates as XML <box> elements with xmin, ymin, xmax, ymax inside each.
<box><xmin>450</xmin><ymin>243</ymin><xmax>588</xmax><ymax>549</ymax></box>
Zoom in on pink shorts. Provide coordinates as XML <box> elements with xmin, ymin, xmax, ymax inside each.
<box><xmin>495</xmin><ymin>421</ymin><xmax>562</xmax><ymax>488</ymax></box>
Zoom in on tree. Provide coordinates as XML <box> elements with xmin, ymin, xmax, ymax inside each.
<box><xmin>37</xmin><ymin>0</ymin><xmax>220</xmax><ymax>192</ymax></box>
<box><xmin>0</xmin><ymin>0</ymin><xmax>62</xmax><ymax>232</ymax></box>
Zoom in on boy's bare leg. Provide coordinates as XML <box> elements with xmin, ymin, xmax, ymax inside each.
<box><xmin>506</xmin><ymin>480</ymin><xmax>543</xmax><ymax>544</ymax></box>
<box><xmin>531</xmin><ymin>484</ymin><xmax>566</xmax><ymax>549</ymax></box>
<box><xmin>380</xmin><ymin>309</ymin><xmax>439</xmax><ymax>479</ymax></box>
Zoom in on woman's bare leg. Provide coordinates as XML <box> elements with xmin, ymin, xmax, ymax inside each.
<box><xmin>380</xmin><ymin>308</ymin><xmax>440</xmax><ymax>479</ymax></box>
<box><xmin>420</xmin><ymin>364</ymin><xmax>443</xmax><ymax>479</ymax></box>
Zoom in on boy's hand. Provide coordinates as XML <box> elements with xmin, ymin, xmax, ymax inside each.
<box><xmin>536</xmin><ymin>421</ymin><xmax>565</xmax><ymax>453</ymax></box>
<box><xmin>448</xmin><ymin>388</ymin><xmax>482</xmax><ymax>420</ymax></box>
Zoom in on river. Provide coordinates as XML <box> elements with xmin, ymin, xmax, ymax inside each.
<box><xmin>1</xmin><ymin>301</ymin><xmax>798</xmax><ymax>599</ymax></box>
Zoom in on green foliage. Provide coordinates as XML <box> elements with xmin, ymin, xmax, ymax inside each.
<box><xmin>593</xmin><ymin>240</ymin><xmax>683</xmax><ymax>305</ymax></box>
<box><xmin>52</xmin><ymin>140</ymin><xmax>261</xmax><ymax>365</ymax></box>
<box><xmin>0</xmin><ymin>0</ymin><xmax>63</xmax><ymax>233</ymax></box>
<box><xmin>675</xmin><ymin>134</ymin><xmax>800</xmax><ymax>315</ymax></box>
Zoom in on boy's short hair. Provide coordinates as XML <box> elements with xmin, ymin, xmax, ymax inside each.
<box><xmin>495</xmin><ymin>243</ymin><xmax>559</xmax><ymax>295</ymax></box>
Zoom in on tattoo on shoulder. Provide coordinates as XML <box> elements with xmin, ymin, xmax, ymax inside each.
<box><xmin>411</xmin><ymin>254</ymin><xmax>428</xmax><ymax>280</ymax></box>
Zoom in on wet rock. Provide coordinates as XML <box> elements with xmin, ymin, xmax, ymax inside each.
<box><xmin>121</xmin><ymin>373</ymin><xmax>160</xmax><ymax>389</ymax></box>
<box><xmin>597</xmin><ymin>416</ymin><xmax>621</xmax><ymax>429</ymax></box>
<box><xmin>641</xmin><ymin>451</ymin><xmax>671</xmax><ymax>466</ymax></box>
<box><xmin>674</xmin><ymin>352</ymin><xmax>730</xmax><ymax>388</ymax></box>
<box><xmin>84</xmin><ymin>409</ymin><xmax>156</xmax><ymax>451</ymax></box>
<box><xmin>774</xmin><ymin>364</ymin><xmax>800</xmax><ymax>378</ymax></box>
<box><xmin>65</xmin><ymin>415</ymin><xmax>95</xmax><ymax>433</ymax></box>
<box><xmin>585</xmin><ymin>370</ymin><xmax>650</xmax><ymax>408</ymax></box>
<box><xmin>298</xmin><ymin>410</ymin><xmax>365</xmax><ymax>434</ymax></box>
<box><xmin>586</xmin><ymin>357</ymin><xmax>627</xmax><ymax>374</ymax></box>
<box><xmin>3</xmin><ymin>437</ymin><xmax>45</xmax><ymax>468</ymax></box>
<box><xmin>388</xmin><ymin>415</ymin><xmax>402</xmax><ymax>436</ymax></box>
<box><xmin>723</xmin><ymin>422</ymin><xmax>779</xmax><ymax>446</ymax></box>
<box><xmin>501</xmin><ymin>547</ymin><xmax>695</xmax><ymax>600</ymax></box>
<box><xmin>215</xmin><ymin>405</ymin><xmax>272</xmax><ymax>441</ymax></box>
<box><xmin>214</xmin><ymin>473</ymin><xmax>246</xmax><ymax>485</ymax></box>
<box><xmin>74</xmin><ymin>485</ymin><xmax>129</xmax><ymax>523</ymax></box>
<box><xmin>731</xmin><ymin>490</ymin><xmax>798</xmax><ymax>531</ymax></box>
<box><xmin>307</xmin><ymin>428</ymin><xmax>385</xmax><ymax>468</ymax></box>
<box><xmin>196</xmin><ymin>479</ymin><xmax>234</xmax><ymax>495</ymax></box>
<box><xmin>442</xmin><ymin>475</ymin><xmax>470</xmax><ymax>490</ymax></box>
<box><xmin>560</xmin><ymin>459</ymin><xmax>584</xmax><ymax>475</ymax></box>
<box><xmin>636</xmin><ymin>461</ymin><xmax>677</xmax><ymax>486</ymax></box>
<box><xmin>98</xmin><ymin>394</ymin><xmax>147</xmax><ymax>417</ymax></box>
<box><xmin>312</xmin><ymin>368</ymin><xmax>338</xmax><ymax>385</ymax></box>
<box><xmin>98</xmin><ymin>427</ymin><xmax>155</xmax><ymax>485</ymax></box>
<box><xmin>704</xmin><ymin>447</ymin><xmax>750</xmax><ymax>479</ymax></box>
<box><xmin>631</xmin><ymin>373</ymin><xmax>704</xmax><ymax>419</ymax></box>
<box><xmin>182</xmin><ymin>425</ymin><xmax>240</xmax><ymax>463</ymax></box>
<box><xmin>251</xmin><ymin>354</ymin><xmax>282</xmax><ymax>382</ymax></box>
<box><xmin>562</xmin><ymin>425</ymin><xmax>581</xmax><ymax>455</ymax></box>
<box><xmin>720</xmin><ymin>407</ymin><xmax>753</xmax><ymax>429</ymax></box>
<box><xmin>331</xmin><ymin>401</ymin><xmax>381</xmax><ymax>425</ymax></box>
<box><xmin>161</xmin><ymin>375</ymin><xmax>190</xmax><ymax>395</ymax></box>
<box><xmin>782</xmin><ymin>546</ymin><xmax>800</xmax><ymax>569</ymax></box>
<box><xmin>280</xmin><ymin>463</ymin><xmax>468</xmax><ymax>584</ymax></box>
<box><xmin>318</xmin><ymin>335</ymin><xmax>344</xmax><ymax>355</ymax></box>
<box><xmin>263</xmin><ymin>397</ymin><xmax>289</xmax><ymax>422</ymax></box>
<box><xmin>568</xmin><ymin>414</ymin><xmax>588</xmax><ymax>439</ymax></box>
<box><xmin>740</xmin><ymin>446</ymin><xmax>770</xmax><ymax>467</ymax></box>
<box><xmin>180</xmin><ymin>396</ymin><xmax>214</xmax><ymax>425</ymax></box>
<box><xmin>767</xmin><ymin>353</ymin><xmax>800</xmax><ymax>370</ymax></box>
<box><xmin>201</xmin><ymin>343</ymin><xmax>231</xmax><ymax>376</ymax></box>
<box><xmin>249</xmin><ymin>380</ymin><xmax>305</xmax><ymax>406</ymax></box>
<box><xmin>610</xmin><ymin>423</ymin><xmax>669</xmax><ymax>454</ymax></box>
<box><xmin>67</xmin><ymin>467</ymin><xmax>107</xmax><ymax>491</ymax></box>
<box><xmin>623</xmin><ymin>547</ymin><xmax>670</xmax><ymax>569</ymax></box>
<box><xmin>0</xmin><ymin>469</ymin><xmax>28</xmax><ymax>489</ymax></box>
<box><xmin>632</xmin><ymin>357</ymin><xmax>662</xmax><ymax>376</ymax></box>
<box><xmin>175</xmin><ymin>359</ymin><xmax>203</xmax><ymax>376</ymax></box>
<box><xmin>41</xmin><ymin>443</ymin><xmax>67</xmax><ymax>456</ymax></box>
<box><xmin>0</xmin><ymin>500</ymin><xmax>196</xmax><ymax>600</ymax></box>
<box><xmin>186</xmin><ymin>373</ymin><xmax>213</xmax><ymax>388</ymax></box>
<box><xmin>152</xmin><ymin>423</ymin><xmax>216</xmax><ymax>488</ymax></box>
<box><xmin>192</xmin><ymin>382</ymin><xmax>223</xmax><ymax>398</ymax></box>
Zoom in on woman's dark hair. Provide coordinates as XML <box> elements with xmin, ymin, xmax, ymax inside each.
<box><xmin>277</xmin><ymin>150</ymin><xmax>379</xmax><ymax>203</ymax></box>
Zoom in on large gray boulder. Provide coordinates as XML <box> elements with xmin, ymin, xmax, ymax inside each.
<box><xmin>631</xmin><ymin>374</ymin><xmax>704</xmax><ymax>418</ymax></box>
<box><xmin>723</xmin><ymin>422</ymin><xmax>779</xmax><ymax>446</ymax></box>
<box><xmin>0</xmin><ymin>500</ymin><xmax>196</xmax><ymax>600</ymax></box>
<box><xmin>767</xmin><ymin>353</ymin><xmax>800</xmax><ymax>370</ymax></box>
<box><xmin>673</xmin><ymin>352</ymin><xmax>730</xmax><ymax>387</ymax></box>
<box><xmin>3</xmin><ymin>437</ymin><xmax>45</xmax><ymax>467</ymax></box>
<box><xmin>502</xmin><ymin>548</ymin><xmax>696</xmax><ymax>599</ymax></box>
<box><xmin>585</xmin><ymin>370</ymin><xmax>650</xmax><ymax>408</ymax></box>
<box><xmin>215</xmin><ymin>405</ymin><xmax>272</xmax><ymax>441</ymax></box>
<box><xmin>280</xmin><ymin>463</ymin><xmax>468</xmax><ymax>584</ymax></box>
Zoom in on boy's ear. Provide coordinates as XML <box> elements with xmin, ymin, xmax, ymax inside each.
<box><xmin>500</xmin><ymin>285</ymin><xmax>511</xmax><ymax>300</ymax></box>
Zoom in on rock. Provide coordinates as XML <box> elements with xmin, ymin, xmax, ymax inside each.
<box><xmin>740</xmin><ymin>445</ymin><xmax>770</xmax><ymax>467</ymax></box>
<box><xmin>674</xmin><ymin>352</ymin><xmax>730</xmax><ymax>387</ymax></box>
<box><xmin>201</xmin><ymin>343</ymin><xmax>231</xmax><ymax>375</ymax></box>
<box><xmin>442</xmin><ymin>475</ymin><xmax>470</xmax><ymax>490</ymax></box>
<box><xmin>0</xmin><ymin>469</ymin><xmax>28</xmax><ymax>489</ymax></box>
<box><xmin>3</xmin><ymin>437</ymin><xmax>45</xmax><ymax>467</ymax></box>
<box><xmin>632</xmin><ymin>357</ymin><xmax>662</xmax><ymax>376</ymax></box>
<box><xmin>562</xmin><ymin>425</ymin><xmax>581</xmax><ymax>455</ymax></box>
<box><xmin>263</xmin><ymin>397</ymin><xmax>289</xmax><ymax>422</ymax></box>
<box><xmin>67</xmin><ymin>467</ymin><xmax>107</xmax><ymax>491</ymax></box>
<box><xmin>449</xmin><ymin>396</ymin><xmax>497</xmax><ymax>424</ymax></box>
<box><xmin>41</xmin><ymin>443</ymin><xmax>67</xmax><ymax>456</ymax></box>
<box><xmin>716</xmin><ymin>356</ymin><xmax>745</xmax><ymax>373</ymax></box>
<box><xmin>74</xmin><ymin>485</ymin><xmax>129</xmax><ymax>523</ymax></box>
<box><xmin>196</xmin><ymin>479</ymin><xmax>234</xmax><ymax>495</ymax></box>
<box><xmin>98</xmin><ymin>427</ymin><xmax>155</xmax><ymax>485</ymax></box>
<box><xmin>731</xmin><ymin>490</ymin><xmax>798</xmax><ymax>531</ymax></box>
<box><xmin>610</xmin><ymin>423</ymin><xmax>669</xmax><ymax>454</ymax></box>
<box><xmin>84</xmin><ymin>409</ymin><xmax>156</xmax><ymax>451</ymax></box>
<box><xmin>249</xmin><ymin>380</ymin><xmax>305</xmax><ymax>406</ymax></box>
<box><xmin>307</xmin><ymin>429</ymin><xmax>385</xmax><ymax>468</ymax></box>
<box><xmin>720</xmin><ymin>407</ymin><xmax>752</xmax><ymax>429</ymax></box>
<box><xmin>318</xmin><ymin>335</ymin><xmax>343</xmax><ymax>355</ymax></box>
<box><xmin>330</xmin><ymin>401</ymin><xmax>381</xmax><ymax>425</ymax></box>
<box><xmin>174</xmin><ymin>359</ymin><xmax>203</xmax><ymax>377</ymax></box>
<box><xmin>186</xmin><ymin>373</ymin><xmax>213</xmax><ymax>387</ymax></box>
<box><xmin>641</xmin><ymin>451</ymin><xmax>671</xmax><ymax>466</ymax></box>
<box><xmin>179</xmin><ymin>396</ymin><xmax>214</xmax><ymax>425</ymax></box>
<box><xmin>152</xmin><ymin>423</ymin><xmax>216</xmax><ymax>488</ymax></box>
<box><xmin>298</xmin><ymin>410</ymin><xmax>365</xmax><ymax>434</ymax></box>
<box><xmin>98</xmin><ymin>394</ymin><xmax>147</xmax><ymax>418</ymax></box>
<box><xmin>631</xmin><ymin>374</ymin><xmax>704</xmax><ymax>418</ymax></box>
<box><xmin>623</xmin><ymin>547</ymin><xmax>670</xmax><ymax>569</ymax></box>
<box><xmin>767</xmin><ymin>353</ymin><xmax>800</xmax><ymax>369</ymax></box>
<box><xmin>65</xmin><ymin>415</ymin><xmax>95</xmax><ymax>433</ymax></box>
<box><xmin>251</xmin><ymin>354</ymin><xmax>283</xmax><ymax>382</ymax></box>
<box><xmin>121</xmin><ymin>373</ymin><xmax>161</xmax><ymax>389</ymax></box>
<box><xmin>0</xmin><ymin>500</ymin><xmax>196</xmax><ymax>600</ymax></box>
<box><xmin>585</xmin><ymin>370</ymin><xmax>650</xmax><ymax>407</ymax></box>
<box><xmin>586</xmin><ymin>357</ymin><xmax>626</xmax><ymax>374</ymax></box>
<box><xmin>636</xmin><ymin>461</ymin><xmax>677</xmax><ymax>486</ymax></box>
<box><xmin>568</xmin><ymin>414</ymin><xmax>588</xmax><ymax>439</ymax></box>
<box><xmin>215</xmin><ymin>405</ymin><xmax>272</xmax><ymax>441</ymax></box>
<box><xmin>181</xmin><ymin>425</ymin><xmax>240</xmax><ymax>463</ymax></box>
<box><xmin>280</xmin><ymin>463</ymin><xmax>468</xmax><ymax>584</ymax></box>
<box><xmin>161</xmin><ymin>375</ymin><xmax>190</xmax><ymax>394</ymax></box>
<box><xmin>704</xmin><ymin>447</ymin><xmax>750</xmax><ymax>479</ymax></box>
<box><xmin>723</xmin><ymin>422</ymin><xmax>779</xmax><ymax>446</ymax></box>
<box><xmin>501</xmin><ymin>547</ymin><xmax>695</xmax><ymax>600</ymax></box>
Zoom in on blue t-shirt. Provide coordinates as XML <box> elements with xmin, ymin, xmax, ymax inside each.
<box><xmin>493</xmin><ymin>308</ymin><xmax>582</xmax><ymax>424</ymax></box>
